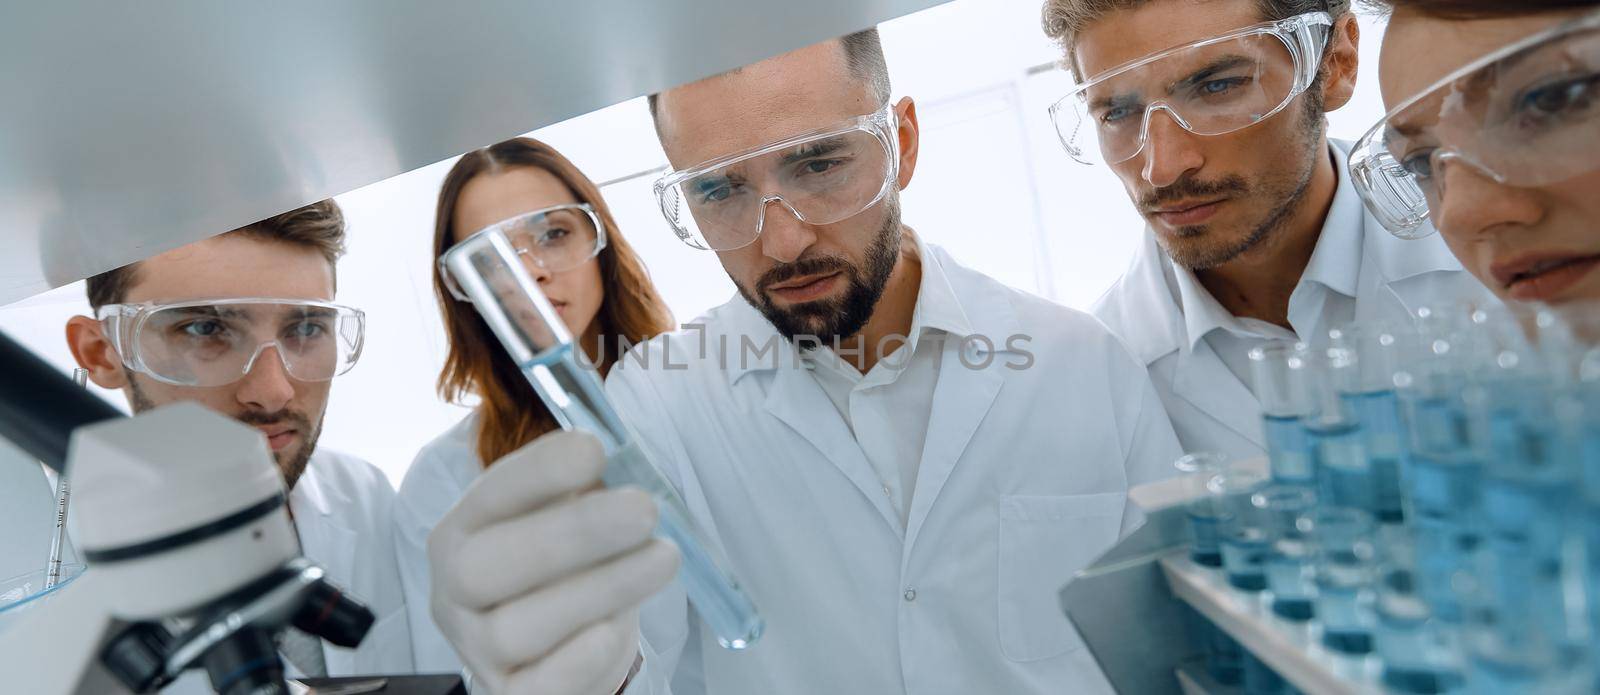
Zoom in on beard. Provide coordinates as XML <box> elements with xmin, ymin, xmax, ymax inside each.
<box><xmin>735</xmin><ymin>196</ymin><xmax>902</xmax><ymax>349</ymax></box>
<box><xmin>1141</xmin><ymin>88</ymin><xmax>1327</xmax><ymax>271</ymax></box>
<box><xmin>128</xmin><ymin>376</ymin><xmax>322</xmax><ymax>491</ymax></box>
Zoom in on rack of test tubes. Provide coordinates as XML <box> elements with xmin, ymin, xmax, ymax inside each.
<box><xmin>1162</xmin><ymin>302</ymin><xmax>1600</xmax><ymax>695</ymax></box>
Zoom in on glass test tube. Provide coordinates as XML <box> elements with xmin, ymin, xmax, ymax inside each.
<box><xmin>42</xmin><ymin>368</ymin><xmax>87</xmax><ymax>590</ymax></box>
<box><xmin>1255</xmin><ymin>485</ymin><xmax>1317</xmax><ymax>621</ymax></box>
<box><xmin>439</xmin><ymin>228</ymin><xmax>764</xmax><ymax>649</ymax></box>
<box><xmin>1329</xmin><ymin>324</ymin><xmax>1408</xmax><ymax>524</ymax></box>
<box><xmin>1251</xmin><ymin>342</ymin><xmax>1315</xmax><ymax>486</ymax></box>
<box><xmin>1314</xmin><ymin>507</ymin><xmax>1378</xmax><ymax>655</ymax></box>
<box><xmin>1176</xmin><ymin>452</ymin><xmax>1230</xmax><ymax>568</ymax></box>
<box><xmin>1213</xmin><ymin>462</ymin><xmax>1272</xmax><ymax>592</ymax></box>
<box><xmin>1374</xmin><ymin>535</ymin><xmax>1462</xmax><ymax>695</ymax></box>
<box><xmin>1303</xmin><ymin>345</ymin><xmax>1377</xmax><ymax>516</ymax></box>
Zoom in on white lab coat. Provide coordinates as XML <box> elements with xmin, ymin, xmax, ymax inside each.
<box><xmin>612</xmin><ymin>240</ymin><xmax>1182</xmax><ymax>694</ymax></box>
<box><xmin>1092</xmin><ymin>140</ymin><xmax>1490</xmax><ymax>463</ymax></box>
<box><xmin>163</xmin><ymin>448</ymin><xmax>413</xmax><ymax>692</ymax></box>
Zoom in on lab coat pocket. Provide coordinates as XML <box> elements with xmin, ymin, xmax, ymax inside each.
<box><xmin>997</xmin><ymin>492</ymin><xmax>1125</xmax><ymax>662</ymax></box>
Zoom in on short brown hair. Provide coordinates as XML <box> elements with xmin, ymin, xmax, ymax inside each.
<box><xmin>1042</xmin><ymin>0</ymin><xmax>1351</xmax><ymax>69</ymax></box>
<box><xmin>1360</xmin><ymin>0</ymin><xmax>1596</xmax><ymax>18</ymax></box>
<box><xmin>86</xmin><ymin>200</ymin><xmax>346</xmax><ymax>310</ymax></box>
<box><xmin>647</xmin><ymin>28</ymin><xmax>892</xmax><ymax>123</ymax></box>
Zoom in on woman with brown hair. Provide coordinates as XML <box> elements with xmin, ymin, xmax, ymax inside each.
<box><xmin>393</xmin><ymin>137</ymin><xmax>674</xmax><ymax>673</ymax></box>
<box><xmin>1350</xmin><ymin>0</ymin><xmax>1600</xmax><ymax>305</ymax></box>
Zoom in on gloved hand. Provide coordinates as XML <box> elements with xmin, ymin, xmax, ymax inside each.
<box><xmin>428</xmin><ymin>430</ymin><xmax>681</xmax><ymax>694</ymax></box>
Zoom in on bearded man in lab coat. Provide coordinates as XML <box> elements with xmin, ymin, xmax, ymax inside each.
<box><xmin>420</xmin><ymin>28</ymin><xmax>1184</xmax><ymax>695</ymax></box>
<box><xmin>1041</xmin><ymin>0</ymin><xmax>1490</xmax><ymax>462</ymax></box>
<box><xmin>64</xmin><ymin>200</ymin><xmax>412</xmax><ymax>688</ymax></box>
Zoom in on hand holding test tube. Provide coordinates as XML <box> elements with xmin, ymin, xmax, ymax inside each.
<box><xmin>439</xmin><ymin>227</ymin><xmax>764</xmax><ymax>650</ymax></box>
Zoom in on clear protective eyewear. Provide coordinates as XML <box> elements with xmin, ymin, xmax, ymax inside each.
<box><xmin>440</xmin><ymin>203</ymin><xmax>608</xmax><ymax>302</ymax></box>
<box><xmin>1048</xmin><ymin>11</ymin><xmax>1333</xmax><ymax>166</ymax></box>
<box><xmin>1350</xmin><ymin>10</ymin><xmax>1600</xmax><ymax>239</ymax></box>
<box><xmin>96</xmin><ymin>298</ymin><xmax>365</xmax><ymax>387</ymax></box>
<box><xmin>652</xmin><ymin>104</ymin><xmax>899</xmax><ymax>252</ymax></box>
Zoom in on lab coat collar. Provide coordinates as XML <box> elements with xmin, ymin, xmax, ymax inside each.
<box><xmin>1328</xmin><ymin>138</ymin><xmax>1462</xmax><ymax>290</ymax></box>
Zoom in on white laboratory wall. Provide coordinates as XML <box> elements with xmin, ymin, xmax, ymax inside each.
<box><xmin>0</xmin><ymin>1</ymin><xmax>1394</xmax><ymax>486</ymax></box>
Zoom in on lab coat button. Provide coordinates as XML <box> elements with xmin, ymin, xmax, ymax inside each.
<box><xmin>903</xmin><ymin>588</ymin><xmax>916</xmax><ymax>602</ymax></box>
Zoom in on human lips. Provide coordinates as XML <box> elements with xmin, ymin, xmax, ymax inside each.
<box><xmin>1490</xmin><ymin>250</ymin><xmax>1600</xmax><ymax>302</ymax></box>
<box><xmin>765</xmin><ymin>271</ymin><xmax>842</xmax><ymax>303</ymax></box>
<box><xmin>257</xmin><ymin>425</ymin><xmax>299</xmax><ymax>451</ymax></box>
<box><xmin>1149</xmin><ymin>198</ymin><xmax>1228</xmax><ymax>227</ymax></box>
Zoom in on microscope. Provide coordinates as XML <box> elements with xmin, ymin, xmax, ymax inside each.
<box><xmin>0</xmin><ymin>331</ymin><xmax>373</xmax><ymax>694</ymax></box>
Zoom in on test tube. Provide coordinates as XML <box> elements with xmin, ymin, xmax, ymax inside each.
<box><xmin>1374</xmin><ymin>535</ymin><xmax>1462</xmax><ymax>694</ymax></box>
<box><xmin>1463</xmin><ymin>306</ymin><xmax>1579</xmax><ymax>664</ymax></box>
<box><xmin>1329</xmin><ymin>324</ymin><xmax>1408</xmax><ymax>524</ymax></box>
<box><xmin>1313</xmin><ymin>507</ymin><xmax>1377</xmax><ymax>655</ymax></box>
<box><xmin>439</xmin><ymin>228</ymin><xmax>764</xmax><ymax>649</ymax></box>
<box><xmin>42</xmin><ymin>368</ymin><xmax>87</xmax><ymax>590</ymax></box>
<box><xmin>1255</xmin><ymin>485</ymin><xmax>1317</xmax><ymax>621</ymax></box>
<box><xmin>1250</xmin><ymin>342</ymin><xmax>1315</xmax><ymax>487</ymax></box>
<box><xmin>1175</xmin><ymin>452</ymin><xmax>1229</xmax><ymax>567</ymax></box>
<box><xmin>1401</xmin><ymin>306</ymin><xmax>1481</xmax><ymax>625</ymax></box>
<box><xmin>1213</xmin><ymin>462</ymin><xmax>1271</xmax><ymax>592</ymax></box>
<box><xmin>1303</xmin><ymin>345</ymin><xmax>1377</xmax><ymax>516</ymax></box>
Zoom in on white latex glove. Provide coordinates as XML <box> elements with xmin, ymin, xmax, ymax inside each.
<box><xmin>428</xmin><ymin>430</ymin><xmax>681</xmax><ymax>694</ymax></box>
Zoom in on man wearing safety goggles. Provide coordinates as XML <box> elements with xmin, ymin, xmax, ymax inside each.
<box><xmin>422</xmin><ymin>29</ymin><xmax>1182</xmax><ymax>695</ymax></box>
<box><xmin>1042</xmin><ymin>0</ymin><xmax>1490</xmax><ymax>462</ymax></box>
<box><xmin>1356</xmin><ymin>0</ymin><xmax>1600</xmax><ymax>305</ymax></box>
<box><xmin>62</xmin><ymin>201</ymin><xmax>413</xmax><ymax>686</ymax></box>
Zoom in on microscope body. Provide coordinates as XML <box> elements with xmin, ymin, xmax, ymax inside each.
<box><xmin>0</xmin><ymin>402</ymin><xmax>352</xmax><ymax>694</ymax></box>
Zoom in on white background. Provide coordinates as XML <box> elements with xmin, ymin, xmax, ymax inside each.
<box><xmin>0</xmin><ymin>0</ymin><xmax>1393</xmax><ymax>486</ymax></box>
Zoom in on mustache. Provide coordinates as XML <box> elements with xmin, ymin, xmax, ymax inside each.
<box><xmin>757</xmin><ymin>256</ymin><xmax>853</xmax><ymax>294</ymax></box>
<box><xmin>1138</xmin><ymin>174</ymin><xmax>1250</xmax><ymax>212</ymax></box>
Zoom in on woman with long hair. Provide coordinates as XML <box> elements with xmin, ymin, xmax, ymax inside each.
<box><xmin>393</xmin><ymin>137</ymin><xmax>674</xmax><ymax>673</ymax></box>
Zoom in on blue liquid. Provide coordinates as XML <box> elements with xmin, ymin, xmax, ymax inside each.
<box><xmin>1188</xmin><ymin>509</ymin><xmax>1227</xmax><ymax>567</ymax></box>
<box><xmin>1222</xmin><ymin>528</ymin><xmax>1270</xmax><ymax>592</ymax></box>
<box><xmin>1345</xmin><ymin>390</ymin><xmax>1408</xmax><ymax>523</ymax></box>
<box><xmin>1479</xmin><ymin>474</ymin><xmax>1572</xmax><ymax>651</ymax></box>
<box><xmin>1376</xmin><ymin>570</ymin><xmax>1461</xmax><ymax>694</ymax></box>
<box><xmin>1266</xmin><ymin>538</ymin><xmax>1315</xmax><ymax>621</ymax></box>
<box><xmin>1316</xmin><ymin>564</ymin><xmax>1374</xmax><ymax>654</ymax></box>
<box><xmin>1264</xmin><ymin>414</ymin><xmax>1314</xmax><ymax>485</ymax></box>
<box><xmin>1307</xmin><ymin>418</ymin><xmax>1377</xmax><ymax>514</ymax></box>
<box><xmin>1406</xmin><ymin>449</ymin><xmax>1482</xmax><ymax>623</ymax></box>
<box><xmin>1586</xmin><ymin>506</ymin><xmax>1600</xmax><ymax>671</ymax></box>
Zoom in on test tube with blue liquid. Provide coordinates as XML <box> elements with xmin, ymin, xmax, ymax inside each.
<box><xmin>1256</xmin><ymin>485</ymin><xmax>1317</xmax><ymax>621</ymax></box>
<box><xmin>439</xmin><ymin>227</ymin><xmax>764</xmax><ymax>649</ymax></box>
<box><xmin>1251</xmin><ymin>342</ymin><xmax>1315</xmax><ymax>487</ymax></box>
<box><xmin>1214</xmin><ymin>462</ymin><xmax>1272</xmax><ymax>592</ymax></box>
<box><xmin>1374</xmin><ymin>535</ymin><xmax>1462</xmax><ymax>694</ymax></box>
<box><xmin>1400</xmin><ymin>306</ymin><xmax>1482</xmax><ymax>625</ymax></box>
<box><xmin>1176</xmin><ymin>452</ymin><xmax>1229</xmax><ymax>568</ymax></box>
<box><xmin>1329</xmin><ymin>324</ymin><xmax>1408</xmax><ymax>524</ymax></box>
<box><xmin>1459</xmin><ymin>307</ymin><xmax>1585</xmax><ymax>688</ymax></box>
<box><xmin>1303</xmin><ymin>346</ymin><xmax>1378</xmax><ymax>516</ymax></box>
<box><xmin>1313</xmin><ymin>507</ymin><xmax>1377</xmax><ymax>655</ymax></box>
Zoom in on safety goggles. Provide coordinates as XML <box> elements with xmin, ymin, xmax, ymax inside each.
<box><xmin>96</xmin><ymin>298</ymin><xmax>365</xmax><ymax>387</ymax></box>
<box><xmin>652</xmin><ymin>104</ymin><xmax>899</xmax><ymax>252</ymax></box>
<box><xmin>440</xmin><ymin>203</ymin><xmax>608</xmax><ymax>304</ymax></box>
<box><xmin>1048</xmin><ymin>11</ymin><xmax>1333</xmax><ymax>166</ymax></box>
<box><xmin>1350</xmin><ymin>10</ymin><xmax>1600</xmax><ymax>239</ymax></box>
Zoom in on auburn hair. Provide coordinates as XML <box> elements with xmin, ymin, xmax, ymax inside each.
<box><xmin>432</xmin><ymin>138</ymin><xmax>674</xmax><ymax>468</ymax></box>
